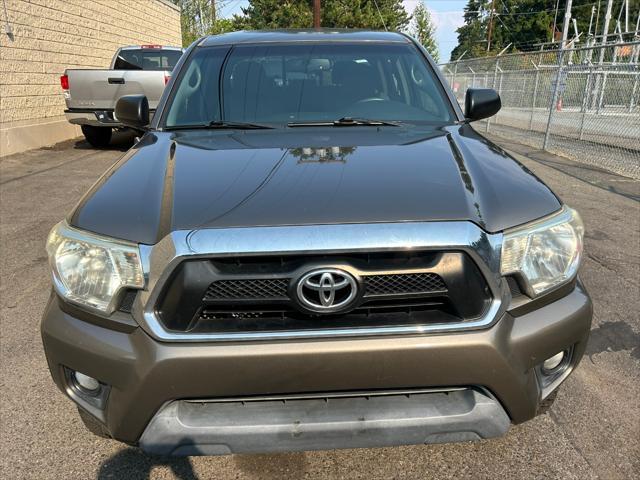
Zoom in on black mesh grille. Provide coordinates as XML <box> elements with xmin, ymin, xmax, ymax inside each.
<box><xmin>364</xmin><ymin>273</ymin><xmax>446</xmax><ymax>296</ymax></box>
<box><xmin>204</xmin><ymin>278</ymin><xmax>290</xmax><ymax>301</ymax></box>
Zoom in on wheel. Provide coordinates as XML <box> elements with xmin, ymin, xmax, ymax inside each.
<box><xmin>81</xmin><ymin>125</ymin><xmax>112</xmax><ymax>148</ymax></box>
<box><xmin>77</xmin><ymin>407</ymin><xmax>111</xmax><ymax>438</ymax></box>
<box><xmin>537</xmin><ymin>388</ymin><xmax>559</xmax><ymax>415</ymax></box>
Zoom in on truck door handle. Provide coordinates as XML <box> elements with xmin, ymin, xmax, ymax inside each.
<box><xmin>108</xmin><ymin>78</ymin><xmax>125</xmax><ymax>84</ymax></box>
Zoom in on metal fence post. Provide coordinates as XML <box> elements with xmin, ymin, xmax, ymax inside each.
<box><xmin>580</xmin><ymin>64</ymin><xmax>592</xmax><ymax>114</ymax></box>
<box><xmin>543</xmin><ymin>51</ymin><xmax>565</xmax><ymax>150</ymax></box>
<box><xmin>629</xmin><ymin>43</ymin><xmax>639</xmax><ymax>112</ymax></box>
<box><xmin>486</xmin><ymin>59</ymin><xmax>500</xmax><ymax>133</ymax></box>
<box><xmin>597</xmin><ymin>42</ymin><xmax>618</xmax><ymax>113</ymax></box>
<box><xmin>529</xmin><ymin>59</ymin><xmax>540</xmax><ymax>130</ymax></box>
<box><xmin>630</xmin><ymin>71</ymin><xmax>639</xmax><ymax>112</ymax></box>
<box><xmin>579</xmin><ymin>65</ymin><xmax>595</xmax><ymax>140</ymax></box>
<box><xmin>444</xmin><ymin>67</ymin><xmax>453</xmax><ymax>85</ymax></box>
<box><xmin>452</xmin><ymin>61</ymin><xmax>458</xmax><ymax>89</ymax></box>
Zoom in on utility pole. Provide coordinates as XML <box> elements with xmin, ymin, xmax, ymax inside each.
<box><xmin>601</xmin><ymin>0</ymin><xmax>613</xmax><ymax>45</ymax></box>
<box><xmin>615</xmin><ymin>0</ymin><xmax>626</xmax><ymax>34</ymax></box>
<box><xmin>551</xmin><ymin>0</ymin><xmax>561</xmax><ymax>42</ymax></box>
<box><xmin>313</xmin><ymin>0</ymin><xmax>321</xmax><ymax>29</ymax></box>
<box><xmin>561</xmin><ymin>0</ymin><xmax>573</xmax><ymax>49</ymax></box>
<box><xmin>598</xmin><ymin>0</ymin><xmax>613</xmax><ymax>63</ymax></box>
<box><xmin>211</xmin><ymin>0</ymin><xmax>216</xmax><ymax>24</ymax></box>
<box><xmin>486</xmin><ymin>0</ymin><xmax>496</xmax><ymax>52</ymax></box>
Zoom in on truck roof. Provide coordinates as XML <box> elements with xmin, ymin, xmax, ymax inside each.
<box><xmin>200</xmin><ymin>29</ymin><xmax>411</xmax><ymax>46</ymax></box>
<box><xmin>117</xmin><ymin>45</ymin><xmax>183</xmax><ymax>51</ymax></box>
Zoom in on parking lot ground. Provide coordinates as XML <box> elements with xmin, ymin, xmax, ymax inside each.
<box><xmin>1</xmin><ymin>132</ymin><xmax>638</xmax><ymax>480</ymax></box>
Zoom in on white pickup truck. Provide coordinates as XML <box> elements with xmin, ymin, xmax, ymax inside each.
<box><xmin>61</xmin><ymin>45</ymin><xmax>183</xmax><ymax>147</ymax></box>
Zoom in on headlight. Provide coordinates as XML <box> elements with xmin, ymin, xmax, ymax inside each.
<box><xmin>46</xmin><ymin>222</ymin><xmax>144</xmax><ymax>313</ymax></box>
<box><xmin>501</xmin><ymin>207</ymin><xmax>584</xmax><ymax>297</ymax></box>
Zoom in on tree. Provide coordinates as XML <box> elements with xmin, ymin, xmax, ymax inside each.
<box><xmin>410</xmin><ymin>3</ymin><xmax>439</xmax><ymax>62</ymax></box>
<box><xmin>232</xmin><ymin>0</ymin><xmax>313</xmax><ymax>29</ymax></box>
<box><xmin>173</xmin><ymin>0</ymin><xmax>413</xmax><ymax>46</ymax></box>
<box><xmin>170</xmin><ymin>0</ymin><xmax>236</xmax><ymax>45</ymax></box>
<box><xmin>235</xmin><ymin>0</ymin><xmax>410</xmax><ymax>31</ymax></box>
<box><xmin>450</xmin><ymin>0</ymin><xmax>489</xmax><ymax>60</ymax></box>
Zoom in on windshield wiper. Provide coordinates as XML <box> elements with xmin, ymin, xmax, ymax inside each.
<box><xmin>208</xmin><ymin>120</ymin><xmax>273</xmax><ymax>129</ymax></box>
<box><xmin>165</xmin><ymin>120</ymin><xmax>273</xmax><ymax>131</ymax></box>
<box><xmin>288</xmin><ymin>117</ymin><xmax>399</xmax><ymax>127</ymax></box>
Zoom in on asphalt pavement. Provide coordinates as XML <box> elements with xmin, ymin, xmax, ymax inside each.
<box><xmin>1</xmin><ymin>131</ymin><xmax>638</xmax><ymax>479</ymax></box>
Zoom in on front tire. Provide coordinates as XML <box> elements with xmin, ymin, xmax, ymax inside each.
<box><xmin>81</xmin><ymin>125</ymin><xmax>112</xmax><ymax>148</ymax></box>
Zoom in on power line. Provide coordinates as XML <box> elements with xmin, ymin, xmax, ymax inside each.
<box><xmin>217</xmin><ymin>0</ymin><xmax>241</xmax><ymax>19</ymax></box>
<box><xmin>496</xmin><ymin>1</ymin><xmax>601</xmax><ymax>17</ymax></box>
<box><xmin>372</xmin><ymin>0</ymin><xmax>388</xmax><ymax>31</ymax></box>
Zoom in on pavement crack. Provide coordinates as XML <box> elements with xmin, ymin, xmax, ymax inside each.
<box><xmin>548</xmin><ymin>409</ymin><xmax>601</xmax><ymax>479</ymax></box>
<box><xmin>0</xmin><ymin>151</ymin><xmax>109</xmax><ymax>186</ymax></box>
<box><xmin>585</xmin><ymin>253</ymin><xmax>639</xmax><ymax>288</ymax></box>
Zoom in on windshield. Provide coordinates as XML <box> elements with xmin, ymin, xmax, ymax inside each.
<box><xmin>113</xmin><ymin>49</ymin><xmax>182</xmax><ymax>71</ymax></box>
<box><xmin>164</xmin><ymin>43</ymin><xmax>455</xmax><ymax>128</ymax></box>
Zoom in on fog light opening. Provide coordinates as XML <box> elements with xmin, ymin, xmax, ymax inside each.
<box><xmin>542</xmin><ymin>351</ymin><xmax>567</xmax><ymax>375</ymax></box>
<box><xmin>73</xmin><ymin>371</ymin><xmax>101</xmax><ymax>394</ymax></box>
<box><xmin>63</xmin><ymin>366</ymin><xmax>110</xmax><ymax>413</ymax></box>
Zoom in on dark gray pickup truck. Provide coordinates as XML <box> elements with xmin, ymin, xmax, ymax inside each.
<box><xmin>42</xmin><ymin>30</ymin><xmax>591</xmax><ymax>456</ymax></box>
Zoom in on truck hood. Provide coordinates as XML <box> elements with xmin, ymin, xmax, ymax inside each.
<box><xmin>70</xmin><ymin>124</ymin><xmax>561</xmax><ymax>244</ymax></box>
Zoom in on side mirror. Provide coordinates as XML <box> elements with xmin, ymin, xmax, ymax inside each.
<box><xmin>465</xmin><ymin>88</ymin><xmax>501</xmax><ymax>122</ymax></box>
<box><xmin>115</xmin><ymin>95</ymin><xmax>149</xmax><ymax>129</ymax></box>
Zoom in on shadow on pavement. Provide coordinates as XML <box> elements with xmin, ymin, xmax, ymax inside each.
<box><xmin>74</xmin><ymin>130</ymin><xmax>137</xmax><ymax>152</ymax></box>
<box><xmin>233</xmin><ymin>452</ymin><xmax>309</xmax><ymax>478</ymax></box>
<box><xmin>586</xmin><ymin>320</ymin><xmax>640</xmax><ymax>360</ymax></box>
<box><xmin>96</xmin><ymin>448</ymin><xmax>198</xmax><ymax>480</ymax></box>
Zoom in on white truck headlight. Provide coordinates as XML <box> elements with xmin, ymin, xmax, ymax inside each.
<box><xmin>501</xmin><ymin>207</ymin><xmax>584</xmax><ymax>297</ymax></box>
<box><xmin>46</xmin><ymin>222</ymin><xmax>144</xmax><ymax>313</ymax></box>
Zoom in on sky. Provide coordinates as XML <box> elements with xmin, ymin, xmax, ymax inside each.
<box><xmin>402</xmin><ymin>0</ymin><xmax>466</xmax><ymax>61</ymax></box>
<box><xmin>217</xmin><ymin>0</ymin><xmax>467</xmax><ymax>62</ymax></box>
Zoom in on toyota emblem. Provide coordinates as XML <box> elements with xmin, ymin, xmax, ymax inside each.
<box><xmin>295</xmin><ymin>268</ymin><xmax>358</xmax><ymax>313</ymax></box>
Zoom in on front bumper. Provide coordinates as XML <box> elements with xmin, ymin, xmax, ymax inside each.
<box><xmin>41</xmin><ymin>282</ymin><xmax>592</xmax><ymax>452</ymax></box>
<box><xmin>139</xmin><ymin>388</ymin><xmax>510</xmax><ymax>456</ymax></box>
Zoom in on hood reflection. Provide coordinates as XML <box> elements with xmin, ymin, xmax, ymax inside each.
<box><xmin>291</xmin><ymin>146</ymin><xmax>357</xmax><ymax>163</ymax></box>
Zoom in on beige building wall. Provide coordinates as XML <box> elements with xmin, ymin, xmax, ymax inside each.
<box><xmin>0</xmin><ymin>0</ymin><xmax>181</xmax><ymax>157</ymax></box>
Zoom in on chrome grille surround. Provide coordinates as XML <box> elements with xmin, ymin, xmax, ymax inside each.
<box><xmin>137</xmin><ymin>221</ymin><xmax>506</xmax><ymax>342</ymax></box>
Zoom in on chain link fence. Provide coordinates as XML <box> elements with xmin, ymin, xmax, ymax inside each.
<box><xmin>440</xmin><ymin>41</ymin><xmax>640</xmax><ymax>180</ymax></box>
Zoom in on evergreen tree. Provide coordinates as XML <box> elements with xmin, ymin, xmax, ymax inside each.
<box><xmin>234</xmin><ymin>0</ymin><xmax>410</xmax><ymax>31</ymax></box>
<box><xmin>451</xmin><ymin>0</ymin><xmax>489</xmax><ymax>60</ymax></box>
<box><xmin>232</xmin><ymin>0</ymin><xmax>313</xmax><ymax>29</ymax></box>
<box><xmin>410</xmin><ymin>3</ymin><xmax>439</xmax><ymax>62</ymax></box>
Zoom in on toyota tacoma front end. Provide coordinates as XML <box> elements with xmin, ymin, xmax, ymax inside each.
<box><xmin>41</xmin><ymin>30</ymin><xmax>592</xmax><ymax>456</ymax></box>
